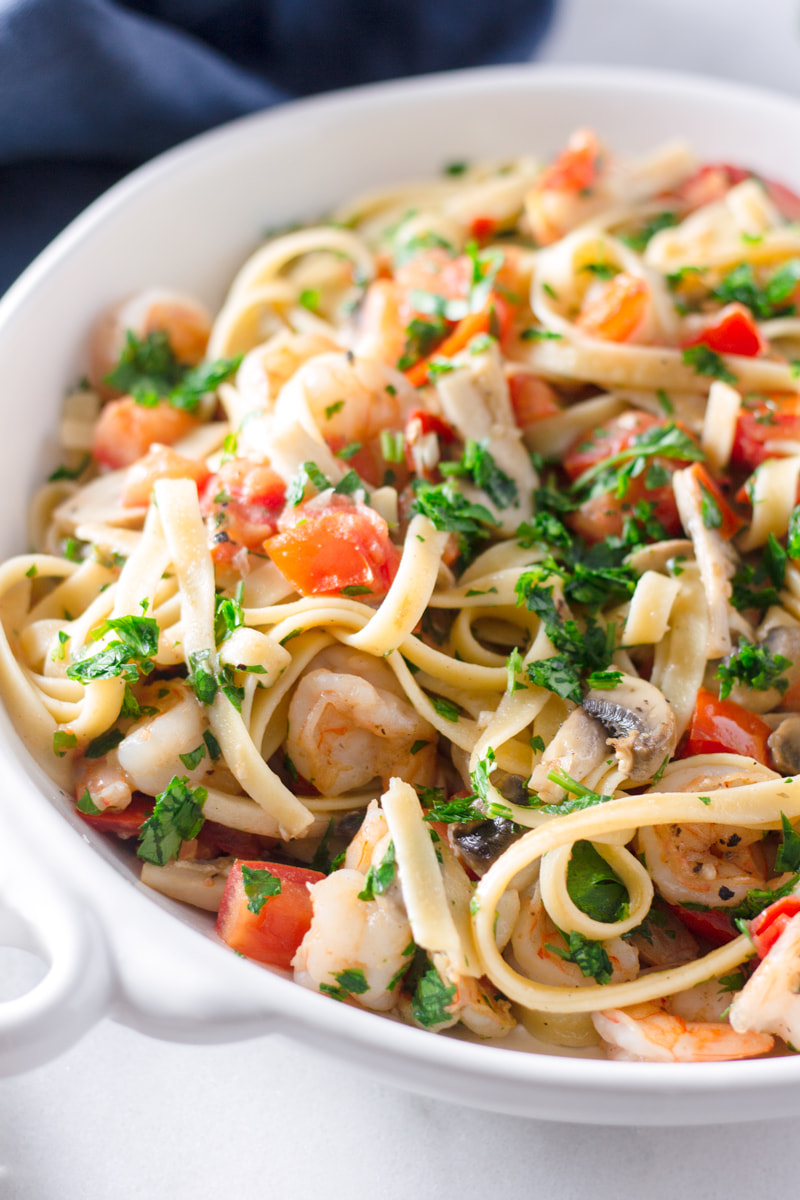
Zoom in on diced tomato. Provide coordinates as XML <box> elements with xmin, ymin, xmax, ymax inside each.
<box><xmin>673</xmin><ymin>162</ymin><xmax>800</xmax><ymax>223</ymax></box>
<box><xmin>683</xmin><ymin>687</ymin><xmax>772</xmax><ymax>763</ymax></box>
<box><xmin>265</xmin><ymin>502</ymin><xmax>400</xmax><ymax>599</ymax></box>
<box><xmin>683</xmin><ymin>303</ymin><xmax>765</xmax><ymax>358</ymax></box>
<box><xmin>669</xmin><ymin>904</ymin><xmax>738</xmax><ymax>947</ymax></box>
<box><xmin>685</xmin><ymin>462</ymin><xmax>744</xmax><ymax>540</ymax></box>
<box><xmin>563</xmin><ymin>410</ymin><xmax>683</xmax><ymax>544</ymax></box>
<box><xmin>122</xmin><ymin>445</ymin><xmax>210</xmax><ymax>507</ymax></box>
<box><xmin>403</xmin><ymin>408</ymin><xmax>457</xmax><ymax>443</ymax></box>
<box><xmin>563</xmin><ymin>409</ymin><xmax>659</xmax><ymax>481</ymax></box>
<box><xmin>508</xmin><ymin>373</ymin><xmax>562</xmax><ymax>427</ymax></box>
<box><xmin>469</xmin><ymin>215</ymin><xmax>497</xmax><ymax>241</ymax></box>
<box><xmin>216</xmin><ymin>860</ymin><xmax>324</xmax><ymax>970</ymax></box>
<box><xmin>92</xmin><ymin>398</ymin><xmax>200</xmax><ymax>470</ymax></box>
<box><xmin>200</xmin><ymin>458</ymin><xmax>286</xmax><ymax>564</ymax></box>
<box><xmin>732</xmin><ymin>393</ymin><xmax>800</xmax><ymax>471</ymax></box>
<box><xmin>575</xmin><ymin>273</ymin><xmax>649</xmax><ymax>343</ymax></box>
<box><xmin>538</xmin><ymin>128</ymin><xmax>600</xmax><ymax>194</ymax></box>
<box><xmin>76</xmin><ymin>793</ymin><xmax>153</xmax><ymax>838</ymax></box>
<box><xmin>672</xmin><ymin>163</ymin><xmax>751</xmax><ymax>210</ymax></box>
<box><xmin>750</xmin><ymin>895</ymin><xmax>800</xmax><ymax>958</ymax></box>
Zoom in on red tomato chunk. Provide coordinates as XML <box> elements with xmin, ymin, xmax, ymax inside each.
<box><xmin>265</xmin><ymin>503</ymin><xmax>400</xmax><ymax>599</ymax></box>
<box><xmin>684</xmin><ymin>688</ymin><xmax>772</xmax><ymax>764</ymax></box>
<box><xmin>216</xmin><ymin>860</ymin><xmax>324</xmax><ymax>969</ymax></box>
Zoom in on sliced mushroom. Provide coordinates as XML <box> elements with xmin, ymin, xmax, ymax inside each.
<box><xmin>528</xmin><ymin>707</ymin><xmax>610</xmax><ymax>802</ymax></box>
<box><xmin>450</xmin><ymin>817</ymin><xmax>519</xmax><ymax>877</ymax></box>
<box><xmin>582</xmin><ymin>673</ymin><xmax>677</xmax><ymax>784</ymax></box>
<box><xmin>768</xmin><ymin>716</ymin><xmax>800</xmax><ymax>776</ymax></box>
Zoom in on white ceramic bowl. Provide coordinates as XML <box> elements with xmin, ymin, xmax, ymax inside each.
<box><xmin>3</xmin><ymin>63</ymin><xmax>800</xmax><ymax>1124</ymax></box>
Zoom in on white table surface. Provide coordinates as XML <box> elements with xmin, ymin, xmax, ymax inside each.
<box><xmin>6</xmin><ymin>2</ymin><xmax>800</xmax><ymax>1195</ymax></box>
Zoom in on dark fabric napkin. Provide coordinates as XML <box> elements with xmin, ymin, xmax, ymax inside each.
<box><xmin>0</xmin><ymin>0</ymin><xmax>555</xmax><ymax>290</ymax></box>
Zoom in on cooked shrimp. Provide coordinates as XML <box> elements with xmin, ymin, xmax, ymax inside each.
<box><xmin>286</xmin><ymin>665</ymin><xmax>437</xmax><ymax>795</ymax></box>
<box><xmin>429</xmin><ymin>952</ymin><xmax>516</xmax><ymax>1038</ymax></box>
<box><xmin>74</xmin><ymin>750</ymin><xmax>132</xmax><ymax>813</ymax></box>
<box><xmin>637</xmin><ymin>761</ymin><xmax>773</xmax><ymax>907</ymax></box>
<box><xmin>292</xmin><ymin>867</ymin><xmax>412</xmax><ymax>1010</ymax></box>
<box><xmin>636</xmin><ymin>822</ymin><xmax>767</xmax><ymax>908</ymax></box>
<box><xmin>344</xmin><ymin>799</ymin><xmax>390</xmax><ymax>875</ymax></box>
<box><xmin>88</xmin><ymin>288</ymin><xmax>212</xmax><ymax>395</ymax></box>
<box><xmin>730</xmin><ymin>912</ymin><xmax>800</xmax><ymax>1048</ymax></box>
<box><xmin>511</xmin><ymin>882</ymin><xmax>639</xmax><ymax>988</ymax></box>
<box><xmin>271</xmin><ymin>351</ymin><xmax>417</xmax><ymax>486</ymax></box>
<box><xmin>116</xmin><ymin>680</ymin><xmax>208</xmax><ymax>797</ymax></box>
<box><xmin>92</xmin><ymin>398</ymin><xmax>200</xmax><ymax>470</ymax></box>
<box><xmin>235</xmin><ymin>330</ymin><xmax>342</xmax><ymax>411</ymax></box>
<box><xmin>592</xmin><ymin>1001</ymin><xmax>774</xmax><ymax>1062</ymax></box>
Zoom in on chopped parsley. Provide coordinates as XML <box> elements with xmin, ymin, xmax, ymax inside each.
<box><xmin>66</xmin><ymin>614</ymin><xmax>159</xmax><ymax>684</ymax></box>
<box><xmin>715</xmin><ymin>637</ymin><xmax>791</xmax><ymax>700</ymax></box>
<box><xmin>431</xmin><ymin>696</ymin><xmax>461</xmax><ymax>722</ymax></box>
<box><xmin>397</xmin><ymin>315</ymin><xmax>447</xmax><ymax>371</ymax></box>
<box><xmin>682</xmin><ymin>344</ymin><xmax>737</xmax><ymax>385</ymax></box>
<box><xmin>179</xmin><ymin>743</ymin><xmax>207</xmax><ymax>771</ymax></box>
<box><xmin>53</xmin><ymin>730</ymin><xmax>77</xmax><ymax>757</ymax></box>
<box><xmin>566</xmin><ymin>840</ymin><xmax>629</xmax><ymax>924</ymax></box>
<box><xmin>546</xmin><ymin>929</ymin><xmax>613</xmax><ymax>985</ymax></box>
<box><xmin>105</xmin><ymin>330</ymin><xmax>241</xmax><ymax>413</ymax></box>
<box><xmin>775</xmin><ymin>813</ymin><xmax>800</xmax><ymax>874</ymax></box>
<box><xmin>358</xmin><ymin>841</ymin><xmax>396</xmax><ymax>901</ymax></box>
<box><xmin>410</xmin><ymin>966</ymin><xmax>457</xmax><ymax>1027</ymax></box>
<box><xmin>410</xmin><ymin>478</ymin><xmax>498</xmax><ymax>563</ymax></box>
<box><xmin>241</xmin><ymin>865</ymin><xmax>282</xmax><ymax>914</ymax></box>
<box><xmin>214</xmin><ymin>584</ymin><xmax>245</xmax><ymax>644</ymax></box>
<box><xmin>137</xmin><ymin>776</ymin><xmax>207</xmax><ymax>866</ymax></box>
<box><xmin>731</xmin><ymin>873</ymin><xmax>800</xmax><ymax>922</ymax></box>
<box><xmin>84</xmin><ymin>727</ymin><xmax>124</xmax><ymax>759</ymax></box>
<box><xmin>711</xmin><ymin>260</ymin><xmax>800</xmax><ymax>319</ymax></box>
<box><xmin>76</xmin><ymin>788</ymin><xmax>102</xmax><ymax>815</ymax></box>
<box><xmin>421</xmin><ymin>789</ymin><xmax>483</xmax><ymax>825</ymax></box>
<box><xmin>570</xmin><ymin>421</ymin><xmax>703</xmax><ymax>501</ymax></box>
<box><xmin>440</xmin><ymin>438</ymin><xmax>518</xmax><ymax>508</ymax></box>
<box><xmin>320</xmin><ymin>967</ymin><xmax>370</xmax><ymax>1001</ymax></box>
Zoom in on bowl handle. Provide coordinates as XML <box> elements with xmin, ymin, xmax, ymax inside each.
<box><xmin>0</xmin><ymin>838</ymin><xmax>114</xmax><ymax>1076</ymax></box>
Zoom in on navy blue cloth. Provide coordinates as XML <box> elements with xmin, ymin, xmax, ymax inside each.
<box><xmin>0</xmin><ymin>0</ymin><xmax>555</xmax><ymax>291</ymax></box>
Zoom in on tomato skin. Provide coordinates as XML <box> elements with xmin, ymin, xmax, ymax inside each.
<box><xmin>200</xmin><ymin>458</ymin><xmax>286</xmax><ymax>563</ymax></box>
<box><xmin>669</xmin><ymin>904</ymin><xmax>738</xmax><ymax>947</ymax></box>
<box><xmin>686</xmin><ymin>463</ymin><xmax>744</xmax><ymax>540</ymax></box>
<box><xmin>216</xmin><ymin>860</ymin><xmax>324</xmax><ymax>970</ymax></box>
<box><xmin>563</xmin><ymin>410</ymin><xmax>683</xmax><ymax>544</ymax></box>
<box><xmin>404</xmin><ymin>408</ymin><xmax>456</xmax><ymax>443</ymax></box>
<box><xmin>76</xmin><ymin>793</ymin><xmax>153</xmax><ymax>838</ymax></box>
<box><xmin>750</xmin><ymin>897</ymin><xmax>800</xmax><ymax>958</ymax></box>
<box><xmin>508</xmin><ymin>373</ymin><xmax>561</xmax><ymax>427</ymax></box>
<box><xmin>683</xmin><ymin>688</ymin><xmax>772</xmax><ymax>763</ymax></box>
<box><xmin>265</xmin><ymin>502</ymin><xmax>400</xmax><ymax>599</ymax></box>
<box><xmin>731</xmin><ymin>394</ymin><xmax>800</xmax><ymax>471</ymax></box>
<box><xmin>684</xmin><ymin>303</ymin><xmax>764</xmax><ymax>358</ymax></box>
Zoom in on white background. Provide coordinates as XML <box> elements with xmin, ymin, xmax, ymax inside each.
<box><xmin>5</xmin><ymin>2</ymin><xmax>800</xmax><ymax>1196</ymax></box>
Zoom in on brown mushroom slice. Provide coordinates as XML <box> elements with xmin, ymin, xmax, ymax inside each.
<box><xmin>528</xmin><ymin>708</ymin><xmax>610</xmax><ymax>802</ymax></box>
<box><xmin>583</xmin><ymin>673</ymin><xmax>677</xmax><ymax>784</ymax></box>
<box><xmin>768</xmin><ymin>715</ymin><xmax>800</xmax><ymax>776</ymax></box>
